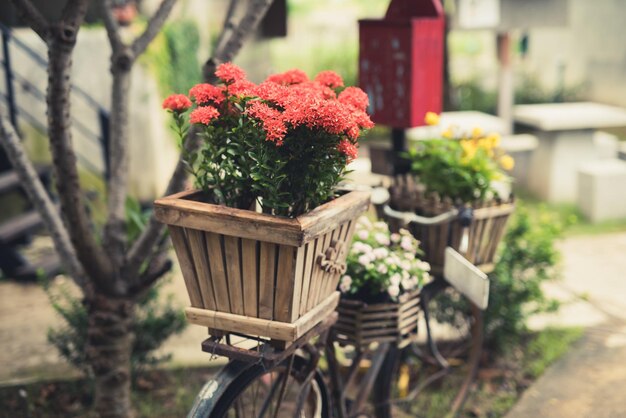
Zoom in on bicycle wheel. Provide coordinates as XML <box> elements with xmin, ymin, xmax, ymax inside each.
<box><xmin>189</xmin><ymin>355</ymin><xmax>330</xmax><ymax>418</ymax></box>
<box><xmin>374</xmin><ymin>299</ymin><xmax>484</xmax><ymax>418</ymax></box>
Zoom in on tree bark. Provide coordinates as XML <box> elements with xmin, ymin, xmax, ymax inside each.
<box><xmin>87</xmin><ymin>295</ymin><xmax>135</xmax><ymax>418</ymax></box>
<box><xmin>46</xmin><ymin>15</ymin><xmax>114</xmax><ymax>286</ymax></box>
<box><xmin>103</xmin><ymin>55</ymin><xmax>133</xmax><ymax>269</ymax></box>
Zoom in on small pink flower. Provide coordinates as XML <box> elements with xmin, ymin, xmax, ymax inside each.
<box><xmin>190</xmin><ymin>106</ymin><xmax>219</xmax><ymax>125</ymax></box>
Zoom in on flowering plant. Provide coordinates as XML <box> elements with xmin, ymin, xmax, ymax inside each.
<box><xmin>406</xmin><ymin>112</ymin><xmax>514</xmax><ymax>203</ymax></box>
<box><xmin>162</xmin><ymin>63</ymin><xmax>373</xmax><ymax>217</ymax></box>
<box><xmin>339</xmin><ymin>217</ymin><xmax>431</xmax><ymax>302</ymax></box>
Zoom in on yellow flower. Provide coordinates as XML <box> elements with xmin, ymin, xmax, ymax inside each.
<box><xmin>441</xmin><ymin>128</ymin><xmax>454</xmax><ymax>139</ymax></box>
<box><xmin>460</xmin><ymin>139</ymin><xmax>477</xmax><ymax>159</ymax></box>
<box><xmin>486</xmin><ymin>132</ymin><xmax>500</xmax><ymax>148</ymax></box>
<box><xmin>499</xmin><ymin>154</ymin><xmax>515</xmax><ymax>171</ymax></box>
<box><xmin>424</xmin><ymin>111</ymin><xmax>440</xmax><ymax>126</ymax></box>
<box><xmin>471</xmin><ymin>127</ymin><xmax>483</xmax><ymax>138</ymax></box>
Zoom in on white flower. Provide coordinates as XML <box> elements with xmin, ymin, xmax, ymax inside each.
<box><xmin>387</xmin><ymin>284</ymin><xmax>400</xmax><ymax>298</ymax></box>
<box><xmin>422</xmin><ymin>272</ymin><xmax>430</xmax><ymax>282</ymax></box>
<box><xmin>400</xmin><ymin>237</ymin><xmax>414</xmax><ymax>251</ymax></box>
<box><xmin>339</xmin><ymin>275</ymin><xmax>352</xmax><ymax>293</ymax></box>
<box><xmin>401</xmin><ymin>277</ymin><xmax>414</xmax><ymax>290</ymax></box>
<box><xmin>402</xmin><ymin>270</ymin><xmax>410</xmax><ymax>280</ymax></box>
<box><xmin>401</xmin><ymin>260</ymin><xmax>412</xmax><ymax>271</ymax></box>
<box><xmin>375</xmin><ymin>233</ymin><xmax>390</xmax><ymax>246</ymax></box>
<box><xmin>358</xmin><ymin>254</ymin><xmax>372</xmax><ymax>266</ymax></box>
<box><xmin>358</xmin><ymin>216</ymin><xmax>372</xmax><ymax>228</ymax></box>
<box><xmin>411</xmin><ymin>276</ymin><xmax>419</xmax><ymax>286</ymax></box>
<box><xmin>390</xmin><ymin>273</ymin><xmax>401</xmax><ymax>286</ymax></box>
<box><xmin>419</xmin><ymin>261</ymin><xmax>431</xmax><ymax>272</ymax></box>
<box><xmin>390</xmin><ymin>233</ymin><xmax>401</xmax><ymax>243</ymax></box>
<box><xmin>373</xmin><ymin>247</ymin><xmax>389</xmax><ymax>259</ymax></box>
<box><xmin>404</xmin><ymin>252</ymin><xmax>415</xmax><ymax>260</ymax></box>
<box><xmin>374</xmin><ymin>221</ymin><xmax>387</xmax><ymax>230</ymax></box>
<box><xmin>357</xmin><ymin>230</ymin><xmax>369</xmax><ymax>240</ymax></box>
<box><xmin>377</xmin><ymin>264</ymin><xmax>388</xmax><ymax>274</ymax></box>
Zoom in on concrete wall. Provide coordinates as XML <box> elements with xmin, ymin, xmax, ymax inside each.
<box><xmin>523</xmin><ymin>0</ymin><xmax>626</xmax><ymax>107</ymax></box>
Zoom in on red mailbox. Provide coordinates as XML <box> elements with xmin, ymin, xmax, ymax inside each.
<box><xmin>359</xmin><ymin>0</ymin><xmax>445</xmax><ymax>128</ymax></box>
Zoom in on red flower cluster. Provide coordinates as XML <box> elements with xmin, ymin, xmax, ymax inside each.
<box><xmin>163</xmin><ymin>63</ymin><xmax>373</xmax><ymax>156</ymax></box>
<box><xmin>190</xmin><ymin>106</ymin><xmax>219</xmax><ymax>125</ymax></box>
<box><xmin>266</xmin><ymin>69</ymin><xmax>309</xmax><ymax>85</ymax></box>
<box><xmin>246</xmin><ymin>101</ymin><xmax>287</xmax><ymax>145</ymax></box>
<box><xmin>162</xmin><ymin>94</ymin><xmax>192</xmax><ymax>112</ymax></box>
<box><xmin>215</xmin><ymin>62</ymin><xmax>246</xmax><ymax>84</ymax></box>
<box><xmin>189</xmin><ymin>83</ymin><xmax>224</xmax><ymax>105</ymax></box>
<box><xmin>314</xmin><ymin>70</ymin><xmax>344</xmax><ymax>88</ymax></box>
<box><xmin>337</xmin><ymin>139</ymin><xmax>358</xmax><ymax>162</ymax></box>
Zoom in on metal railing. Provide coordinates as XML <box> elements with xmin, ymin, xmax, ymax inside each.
<box><xmin>0</xmin><ymin>22</ymin><xmax>110</xmax><ymax>180</ymax></box>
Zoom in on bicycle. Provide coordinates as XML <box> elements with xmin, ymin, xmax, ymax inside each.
<box><xmin>187</xmin><ymin>194</ymin><xmax>491</xmax><ymax>418</ymax></box>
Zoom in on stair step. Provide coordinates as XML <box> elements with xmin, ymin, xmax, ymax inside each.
<box><xmin>0</xmin><ymin>165</ymin><xmax>50</xmax><ymax>195</ymax></box>
<box><xmin>12</xmin><ymin>253</ymin><xmax>62</xmax><ymax>281</ymax></box>
<box><xmin>0</xmin><ymin>210</ymin><xmax>44</xmax><ymax>245</ymax></box>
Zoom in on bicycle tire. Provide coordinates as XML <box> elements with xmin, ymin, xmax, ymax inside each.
<box><xmin>189</xmin><ymin>355</ymin><xmax>331</xmax><ymax>418</ymax></box>
<box><xmin>374</xmin><ymin>302</ymin><xmax>484</xmax><ymax>418</ymax></box>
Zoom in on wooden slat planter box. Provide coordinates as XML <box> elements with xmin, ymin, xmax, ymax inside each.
<box><xmin>333</xmin><ymin>290</ymin><xmax>421</xmax><ymax>349</ymax></box>
<box><xmin>154</xmin><ymin>190</ymin><xmax>370</xmax><ymax>344</ymax></box>
<box><xmin>388</xmin><ymin>175</ymin><xmax>515</xmax><ymax>274</ymax></box>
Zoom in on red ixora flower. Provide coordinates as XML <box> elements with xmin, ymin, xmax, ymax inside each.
<box><xmin>162</xmin><ymin>94</ymin><xmax>192</xmax><ymax>112</ymax></box>
<box><xmin>227</xmin><ymin>79</ymin><xmax>257</xmax><ymax>97</ymax></box>
<box><xmin>338</xmin><ymin>87</ymin><xmax>369</xmax><ymax>112</ymax></box>
<box><xmin>266</xmin><ymin>69</ymin><xmax>309</xmax><ymax>85</ymax></box>
<box><xmin>314</xmin><ymin>70</ymin><xmax>344</xmax><ymax>88</ymax></box>
<box><xmin>246</xmin><ymin>101</ymin><xmax>287</xmax><ymax>144</ymax></box>
<box><xmin>189</xmin><ymin>83</ymin><xmax>225</xmax><ymax>105</ymax></box>
<box><xmin>215</xmin><ymin>62</ymin><xmax>246</xmax><ymax>84</ymax></box>
<box><xmin>337</xmin><ymin>139</ymin><xmax>358</xmax><ymax>162</ymax></box>
<box><xmin>190</xmin><ymin>106</ymin><xmax>220</xmax><ymax>125</ymax></box>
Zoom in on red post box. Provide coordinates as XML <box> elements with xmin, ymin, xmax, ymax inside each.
<box><xmin>359</xmin><ymin>0</ymin><xmax>445</xmax><ymax>128</ymax></box>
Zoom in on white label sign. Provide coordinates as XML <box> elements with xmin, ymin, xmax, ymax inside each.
<box><xmin>458</xmin><ymin>0</ymin><xmax>500</xmax><ymax>29</ymax></box>
<box><xmin>443</xmin><ymin>247</ymin><xmax>489</xmax><ymax>310</ymax></box>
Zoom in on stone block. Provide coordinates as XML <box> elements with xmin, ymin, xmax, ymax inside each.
<box><xmin>578</xmin><ymin>159</ymin><xmax>626</xmax><ymax>222</ymax></box>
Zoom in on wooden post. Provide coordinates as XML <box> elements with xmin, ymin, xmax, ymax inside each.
<box><xmin>497</xmin><ymin>32</ymin><xmax>513</xmax><ymax>135</ymax></box>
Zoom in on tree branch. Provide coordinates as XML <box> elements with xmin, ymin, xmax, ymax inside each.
<box><xmin>202</xmin><ymin>0</ymin><xmax>274</xmax><ymax>80</ymax></box>
<box><xmin>126</xmin><ymin>0</ymin><xmax>275</xmax><ymax>283</ymax></box>
<box><xmin>0</xmin><ymin>114</ymin><xmax>91</xmax><ymax>296</ymax></box>
<box><xmin>47</xmin><ymin>1</ymin><xmax>114</xmax><ymax>288</ymax></box>
<box><xmin>99</xmin><ymin>0</ymin><xmax>124</xmax><ymax>51</ymax></box>
<box><xmin>214</xmin><ymin>0</ymin><xmax>240</xmax><ymax>54</ymax></box>
<box><xmin>9</xmin><ymin>0</ymin><xmax>49</xmax><ymax>41</ymax></box>
<box><xmin>131</xmin><ymin>0</ymin><xmax>178</xmax><ymax>58</ymax></box>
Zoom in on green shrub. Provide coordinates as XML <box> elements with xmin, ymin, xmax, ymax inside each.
<box><xmin>435</xmin><ymin>202</ymin><xmax>565</xmax><ymax>351</ymax></box>
<box><xmin>46</xmin><ymin>279</ymin><xmax>187</xmax><ymax>378</ymax></box>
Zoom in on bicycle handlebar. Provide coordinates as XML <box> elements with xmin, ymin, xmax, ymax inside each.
<box><xmin>383</xmin><ymin>204</ymin><xmax>459</xmax><ymax>226</ymax></box>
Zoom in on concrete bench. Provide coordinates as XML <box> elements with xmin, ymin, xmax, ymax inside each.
<box><xmin>500</xmin><ymin>133</ymin><xmax>538</xmax><ymax>190</ymax></box>
<box><xmin>578</xmin><ymin>159</ymin><xmax>626</xmax><ymax>222</ymax></box>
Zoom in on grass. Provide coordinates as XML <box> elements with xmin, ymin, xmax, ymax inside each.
<box><xmin>513</xmin><ymin>188</ymin><xmax>626</xmax><ymax>236</ymax></box>
<box><xmin>0</xmin><ymin>328</ymin><xmax>583</xmax><ymax>418</ymax></box>
<box><xmin>399</xmin><ymin>327</ymin><xmax>584</xmax><ymax>418</ymax></box>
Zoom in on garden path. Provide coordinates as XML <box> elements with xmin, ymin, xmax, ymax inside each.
<box><xmin>505</xmin><ymin>232</ymin><xmax>626</xmax><ymax>418</ymax></box>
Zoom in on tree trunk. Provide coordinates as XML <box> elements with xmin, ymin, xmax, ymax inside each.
<box><xmin>87</xmin><ymin>295</ymin><xmax>135</xmax><ymax>418</ymax></box>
